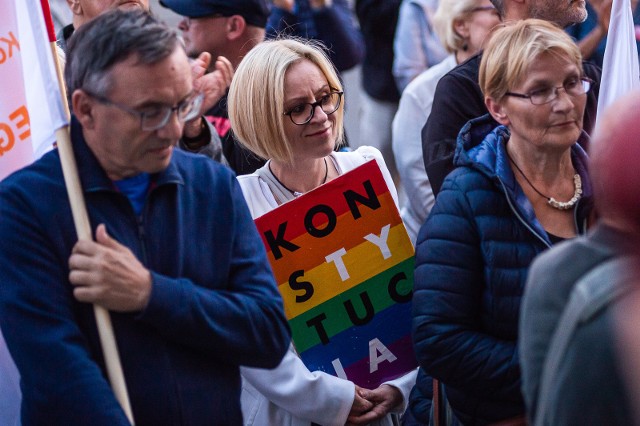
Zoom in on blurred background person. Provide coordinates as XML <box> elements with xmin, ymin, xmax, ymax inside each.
<box><xmin>566</xmin><ymin>0</ymin><xmax>640</xmax><ymax>68</ymax></box>
<box><xmin>267</xmin><ymin>0</ymin><xmax>364</xmax><ymax>73</ymax></box>
<box><xmin>161</xmin><ymin>0</ymin><xmax>271</xmax><ymax>175</ymax></box>
<box><xmin>354</xmin><ymin>0</ymin><xmax>402</xmax><ymax>183</ymax></box>
<box><xmin>392</xmin><ymin>0</ymin><xmax>447</xmax><ymax>92</ymax></box>
<box><xmin>228</xmin><ymin>38</ymin><xmax>416</xmax><ymax>426</ymax></box>
<box><xmin>58</xmin><ymin>0</ymin><xmax>149</xmax><ymax>49</ymax></box>
<box><xmin>412</xmin><ymin>20</ymin><xmax>593</xmax><ymax>425</ymax></box>
<box><xmin>392</xmin><ymin>0</ymin><xmax>500</xmax><ymax>244</ymax></box>
<box><xmin>520</xmin><ymin>91</ymin><xmax>640</xmax><ymax>426</ymax></box>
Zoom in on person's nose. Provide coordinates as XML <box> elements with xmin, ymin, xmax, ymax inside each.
<box><xmin>156</xmin><ymin>111</ymin><xmax>184</xmax><ymax>140</ymax></box>
<box><xmin>552</xmin><ymin>87</ymin><xmax>575</xmax><ymax>113</ymax></box>
<box><xmin>309</xmin><ymin>104</ymin><xmax>329</xmax><ymax>123</ymax></box>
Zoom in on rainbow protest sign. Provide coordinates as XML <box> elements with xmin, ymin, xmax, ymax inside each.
<box><xmin>254</xmin><ymin>160</ymin><xmax>416</xmax><ymax>389</ymax></box>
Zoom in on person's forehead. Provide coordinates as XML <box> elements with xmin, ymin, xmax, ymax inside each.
<box><xmin>107</xmin><ymin>49</ymin><xmax>192</xmax><ymax>100</ymax></box>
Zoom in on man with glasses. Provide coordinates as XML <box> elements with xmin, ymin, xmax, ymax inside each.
<box><xmin>0</xmin><ymin>10</ymin><xmax>290</xmax><ymax>425</ymax></box>
<box><xmin>421</xmin><ymin>0</ymin><xmax>601</xmax><ymax>196</ymax></box>
<box><xmin>58</xmin><ymin>0</ymin><xmax>229</xmax><ymax>165</ymax></box>
<box><xmin>161</xmin><ymin>0</ymin><xmax>271</xmax><ymax>175</ymax></box>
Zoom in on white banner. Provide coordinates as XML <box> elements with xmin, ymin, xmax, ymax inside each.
<box><xmin>596</xmin><ymin>0</ymin><xmax>640</xmax><ymax>129</ymax></box>
<box><xmin>0</xmin><ymin>0</ymin><xmax>67</xmax><ymax>181</ymax></box>
<box><xmin>1</xmin><ymin>0</ymin><xmax>69</xmax><ymax>423</ymax></box>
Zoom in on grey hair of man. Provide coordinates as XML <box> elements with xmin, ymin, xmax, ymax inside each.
<box><xmin>64</xmin><ymin>9</ymin><xmax>181</xmax><ymax>100</ymax></box>
<box><xmin>489</xmin><ymin>0</ymin><xmax>505</xmax><ymax>17</ymax></box>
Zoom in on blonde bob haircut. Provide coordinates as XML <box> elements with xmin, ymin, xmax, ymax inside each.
<box><xmin>479</xmin><ymin>19</ymin><xmax>583</xmax><ymax>101</ymax></box>
<box><xmin>228</xmin><ymin>38</ymin><xmax>344</xmax><ymax>164</ymax></box>
<box><xmin>434</xmin><ymin>0</ymin><xmax>488</xmax><ymax>53</ymax></box>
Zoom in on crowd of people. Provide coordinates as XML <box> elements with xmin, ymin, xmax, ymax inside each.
<box><xmin>1</xmin><ymin>0</ymin><xmax>640</xmax><ymax>425</ymax></box>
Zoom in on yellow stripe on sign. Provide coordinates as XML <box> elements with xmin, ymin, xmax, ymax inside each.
<box><xmin>278</xmin><ymin>223</ymin><xmax>414</xmax><ymax>319</ymax></box>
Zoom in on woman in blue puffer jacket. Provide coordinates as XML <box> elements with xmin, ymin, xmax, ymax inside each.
<box><xmin>412</xmin><ymin>20</ymin><xmax>594</xmax><ymax>425</ymax></box>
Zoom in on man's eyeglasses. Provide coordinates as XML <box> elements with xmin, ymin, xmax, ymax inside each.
<box><xmin>283</xmin><ymin>91</ymin><xmax>344</xmax><ymax>125</ymax></box>
<box><xmin>504</xmin><ymin>78</ymin><xmax>593</xmax><ymax>106</ymax></box>
<box><xmin>84</xmin><ymin>90</ymin><xmax>204</xmax><ymax>131</ymax></box>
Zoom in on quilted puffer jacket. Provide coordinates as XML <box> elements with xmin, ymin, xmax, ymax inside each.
<box><xmin>411</xmin><ymin>114</ymin><xmax>592</xmax><ymax>425</ymax></box>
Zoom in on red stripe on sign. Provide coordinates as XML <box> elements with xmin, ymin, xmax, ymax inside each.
<box><xmin>255</xmin><ymin>160</ymin><xmax>391</xmax><ymax>253</ymax></box>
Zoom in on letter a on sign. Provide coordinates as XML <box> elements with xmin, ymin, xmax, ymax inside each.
<box><xmin>369</xmin><ymin>338</ymin><xmax>397</xmax><ymax>373</ymax></box>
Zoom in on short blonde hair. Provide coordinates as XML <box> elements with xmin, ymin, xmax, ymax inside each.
<box><xmin>479</xmin><ymin>19</ymin><xmax>583</xmax><ymax>101</ymax></box>
<box><xmin>228</xmin><ymin>38</ymin><xmax>344</xmax><ymax>164</ymax></box>
<box><xmin>434</xmin><ymin>0</ymin><xmax>486</xmax><ymax>53</ymax></box>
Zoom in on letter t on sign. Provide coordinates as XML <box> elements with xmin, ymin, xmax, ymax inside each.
<box><xmin>326</xmin><ymin>248</ymin><xmax>349</xmax><ymax>281</ymax></box>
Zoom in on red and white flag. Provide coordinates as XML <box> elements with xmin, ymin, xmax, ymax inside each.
<box><xmin>596</xmin><ymin>0</ymin><xmax>640</xmax><ymax>127</ymax></box>
<box><xmin>1</xmin><ymin>1</ymin><xmax>68</xmax><ymax>423</ymax></box>
<box><xmin>0</xmin><ymin>0</ymin><xmax>68</xmax><ymax>181</ymax></box>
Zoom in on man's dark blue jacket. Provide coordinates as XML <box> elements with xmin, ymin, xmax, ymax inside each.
<box><xmin>0</xmin><ymin>118</ymin><xmax>290</xmax><ymax>425</ymax></box>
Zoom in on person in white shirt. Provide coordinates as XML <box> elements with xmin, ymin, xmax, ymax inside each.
<box><xmin>392</xmin><ymin>0</ymin><xmax>501</xmax><ymax>242</ymax></box>
<box><xmin>228</xmin><ymin>38</ymin><xmax>417</xmax><ymax>426</ymax></box>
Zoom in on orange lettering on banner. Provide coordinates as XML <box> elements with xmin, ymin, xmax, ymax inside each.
<box><xmin>0</xmin><ymin>105</ymin><xmax>31</xmax><ymax>156</ymax></box>
<box><xmin>10</xmin><ymin>106</ymin><xmax>30</xmax><ymax>140</ymax></box>
<box><xmin>0</xmin><ymin>31</ymin><xmax>20</xmax><ymax>65</ymax></box>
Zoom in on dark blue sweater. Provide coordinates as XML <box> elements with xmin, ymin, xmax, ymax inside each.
<box><xmin>412</xmin><ymin>115</ymin><xmax>592</xmax><ymax>425</ymax></box>
<box><xmin>0</xmin><ymin>118</ymin><xmax>290</xmax><ymax>425</ymax></box>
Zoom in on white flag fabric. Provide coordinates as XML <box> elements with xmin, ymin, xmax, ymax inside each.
<box><xmin>596</xmin><ymin>0</ymin><xmax>640</xmax><ymax>128</ymax></box>
<box><xmin>0</xmin><ymin>0</ymin><xmax>68</xmax><ymax>182</ymax></box>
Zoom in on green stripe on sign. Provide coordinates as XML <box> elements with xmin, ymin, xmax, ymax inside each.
<box><xmin>289</xmin><ymin>257</ymin><xmax>414</xmax><ymax>353</ymax></box>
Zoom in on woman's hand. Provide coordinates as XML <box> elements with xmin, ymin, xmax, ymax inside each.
<box><xmin>346</xmin><ymin>384</ymin><xmax>403</xmax><ymax>425</ymax></box>
<box><xmin>347</xmin><ymin>385</ymin><xmax>374</xmax><ymax>422</ymax></box>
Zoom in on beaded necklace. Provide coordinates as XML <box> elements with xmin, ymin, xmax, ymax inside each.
<box><xmin>506</xmin><ymin>150</ymin><xmax>582</xmax><ymax>210</ymax></box>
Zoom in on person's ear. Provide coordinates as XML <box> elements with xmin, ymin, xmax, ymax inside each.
<box><xmin>226</xmin><ymin>15</ymin><xmax>247</xmax><ymax>40</ymax></box>
<box><xmin>485</xmin><ymin>96</ymin><xmax>511</xmax><ymax>126</ymax></box>
<box><xmin>66</xmin><ymin>0</ymin><xmax>83</xmax><ymax>16</ymax></box>
<box><xmin>453</xmin><ymin>17</ymin><xmax>470</xmax><ymax>40</ymax></box>
<box><xmin>72</xmin><ymin>90</ymin><xmax>97</xmax><ymax>129</ymax></box>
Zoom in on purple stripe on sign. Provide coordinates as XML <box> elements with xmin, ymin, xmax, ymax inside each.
<box><xmin>341</xmin><ymin>334</ymin><xmax>416</xmax><ymax>388</ymax></box>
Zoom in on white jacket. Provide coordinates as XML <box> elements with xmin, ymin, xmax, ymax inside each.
<box><xmin>237</xmin><ymin>147</ymin><xmax>416</xmax><ymax>426</ymax></box>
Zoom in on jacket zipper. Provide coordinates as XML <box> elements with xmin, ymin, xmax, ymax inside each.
<box><xmin>498</xmin><ymin>178</ymin><xmax>551</xmax><ymax>249</ymax></box>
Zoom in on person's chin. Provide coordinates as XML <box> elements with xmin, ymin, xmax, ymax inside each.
<box><xmin>149</xmin><ymin>145</ymin><xmax>174</xmax><ymax>162</ymax></box>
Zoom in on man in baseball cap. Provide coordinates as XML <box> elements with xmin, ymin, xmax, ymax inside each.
<box><xmin>161</xmin><ymin>0</ymin><xmax>270</xmax><ymax>175</ymax></box>
<box><xmin>161</xmin><ymin>0</ymin><xmax>271</xmax><ymax>28</ymax></box>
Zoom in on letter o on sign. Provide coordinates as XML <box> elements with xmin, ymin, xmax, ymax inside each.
<box><xmin>304</xmin><ymin>204</ymin><xmax>337</xmax><ymax>238</ymax></box>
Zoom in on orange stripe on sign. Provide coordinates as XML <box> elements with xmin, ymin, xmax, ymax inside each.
<box><xmin>255</xmin><ymin>160</ymin><xmax>389</xmax><ymax>249</ymax></box>
<box><xmin>277</xmin><ymin>222</ymin><xmax>414</xmax><ymax>319</ymax></box>
<box><xmin>267</xmin><ymin>191</ymin><xmax>401</xmax><ymax>283</ymax></box>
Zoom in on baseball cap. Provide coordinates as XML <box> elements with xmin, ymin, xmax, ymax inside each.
<box><xmin>160</xmin><ymin>0</ymin><xmax>271</xmax><ymax>28</ymax></box>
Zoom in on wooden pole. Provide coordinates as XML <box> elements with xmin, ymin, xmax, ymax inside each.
<box><xmin>39</xmin><ymin>0</ymin><xmax>135</xmax><ymax>422</ymax></box>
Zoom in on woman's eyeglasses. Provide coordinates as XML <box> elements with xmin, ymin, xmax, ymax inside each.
<box><xmin>504</xmin><ymin>78</ymin><xmax>593</xmax><ymax>105</ymax></box>
<box><xmin>283</xmin><ymin>91</ymin><xmax>344</xmax><ymax>125</ymax></box>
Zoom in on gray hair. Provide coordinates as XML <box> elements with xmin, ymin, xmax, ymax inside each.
<box><xmin>65</xmin><ymin>9</ymin><xmax>181</xmax><ymax>97</ymax></box>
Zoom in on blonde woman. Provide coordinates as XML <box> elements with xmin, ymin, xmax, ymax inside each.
<box><xmin>228</xmin><ymin>38</ymin><xmax>417</xmax><ymax>426</ymax></box>
<box><xmin>413</xmin><ymin>20</ymin><xmax>594</xmax><ymax>424</ymax></box>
